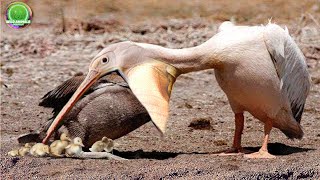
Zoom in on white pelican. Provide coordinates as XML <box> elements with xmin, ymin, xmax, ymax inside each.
<box><xmin>42</xmin><ymin>21</ymin><xmax>311</xmax><ymax>158</ymax></box>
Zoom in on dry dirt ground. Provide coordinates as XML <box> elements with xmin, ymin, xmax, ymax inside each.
<box><xmin>1</xmin><ymin>1</ymin><xmax>320</xmax><ymax>179</ymax></box>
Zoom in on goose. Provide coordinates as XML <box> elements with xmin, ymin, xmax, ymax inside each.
<box><xmin>49</xmin><ymin>133</ymin><xmax>71</xmax><ymax>157</ymax></box>
<box><xmin>89</xmin><ymin>137</ymin><xmax>114</xmax><ymax>153</ymax></box>
<box><xmin>8</xmin><ymin>149</ymin><xmax>20</xmax><ymax>157</ymax></box>
<box><xmin>65</xmin><ymin>137</ymin><xmax>84</xmax><ymax>157</ymax></box>
<box><xmin>30</xmin><ymin>143</ymin><xmax>50</xmax><ymax>157</ymax></box>
<box><xmin>17</xmin><ymin>73</ymin><xmax>151</xmax><ymax>148</ymax></box>
<box><xmin>7</xmin><ymin>143</ymin><xmax>32</xmax><ymax>157</ymax></box>
<box><xmin>18</xmin><ymin>143</ymin><xmax>32</xmax><ymax>156</ymax></box>
<box><xmin>42</xmin><ymin>21</ymin><xmax>311</xmax><ymax>158</ymax></box>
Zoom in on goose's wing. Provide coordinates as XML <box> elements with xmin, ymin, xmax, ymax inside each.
<box><xmin>39</xmin><ymin>75</ymin><xmax>86</xmax><ymax>110</ymax></box>
<box><xmin>39</xmin><ymin>73</ymin><xmax>128</xmax><ymax>116</ymax></box>
<box><xmin>264</xmin><ymin>23</ymin><xmax>311</xmax><ymax>123</ymax></box>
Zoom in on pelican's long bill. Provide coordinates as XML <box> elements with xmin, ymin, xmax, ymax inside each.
<box><xmin>42</xmin><ymin>69</ymin><xmax>102</xmax><ymax>144</ymax></box>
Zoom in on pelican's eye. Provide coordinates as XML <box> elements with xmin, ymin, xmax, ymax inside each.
<box><xmin>102</xmin><ymin>57</ymin><xmax>109</xmax><ymax>63</ymax></box>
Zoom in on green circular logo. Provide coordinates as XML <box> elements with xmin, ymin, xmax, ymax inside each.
<box><xmin>5</xmin><ymin>2</ymin><xmax>32</xmax><ymax>29</ymax></box>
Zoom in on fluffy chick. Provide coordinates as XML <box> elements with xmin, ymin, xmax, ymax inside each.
<box><xmin>30</xmin><ymin>143</ymin><xmax>50</xmax><ymax>157</ymax></box>
<box><xmin>65</xmin><ymin>137</ymin><xmax>84</xmax><ymax>157</ymax></box>
<box><xmin>89</xmin><ymin>137</ymin><xmax>114</xmax><ymax>153</ymax></box>
<box><xmin>8</xmin><ymin>149</ymin><xmax>19</xmax><ymax>157</ymax></box>
<box><xmin>18</xmin><ymin>143</ymin><xmax>32</xmax><ymax>156</ymax></box>
<box><xmin>50</xmin><ymin>133</ymin><xmax>71</xmax><ymax>157</ymax></box>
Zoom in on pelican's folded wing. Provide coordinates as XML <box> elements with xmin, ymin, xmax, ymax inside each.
<box><xmin>264</xmin><ymin>23</ymin><xmax>311</xmax><ymax>123</ymax></box>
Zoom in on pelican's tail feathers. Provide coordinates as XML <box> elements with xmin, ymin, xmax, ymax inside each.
<box><xmin>264</xmin><ymin>23</ymin><xmax>311</xmax><ymax>123</ymax></box>
<box><xmin>280</xmin><ymin>123</ymin><xmax>303</xmax><ymax>140</ymax></box>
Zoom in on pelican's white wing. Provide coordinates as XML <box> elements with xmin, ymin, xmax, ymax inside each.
<box><xmin>264</xmin><ymin>23</ymin><xmax>311</xmax><ymax>122</ymax></box>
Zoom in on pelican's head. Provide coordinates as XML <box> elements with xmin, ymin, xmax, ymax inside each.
<box><xmin>87</xmin><ymin>41</ymin><xmax>145</xmax><ymax>82</ymax></box>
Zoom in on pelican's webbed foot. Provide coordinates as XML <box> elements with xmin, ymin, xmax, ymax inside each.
<box><xmin>244</xmin><ymin>149</ymin><xmax>276</xmax><ymax>159</ymax></box>
<box><xmin>218</xmin><ymin>147</ymin><xmax>252</xmax><ymax>156</ymax></box>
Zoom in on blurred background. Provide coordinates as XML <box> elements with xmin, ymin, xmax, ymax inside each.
<box><xmin>1</xmin><ymin>0</ymin><xmax>320</xmax><ymax>33</ymax></box>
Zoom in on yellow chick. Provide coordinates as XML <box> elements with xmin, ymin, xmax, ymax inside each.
<box><xmin>18</xmin><ymin>143</ymin><xmax>32</xmax><ymax>156</ymax></box>
<box><xmin>8</xmin><ymin>149</ymin><xmax>19</xmax><ymax>157</ymax></box>
<box><xmin>89</xmin><ymin>137</ymin><xmax>114</xmax><ymax>153</ymax></box>
<box><xmin>30</xmin><ymin>143</ymin><xmax>50</xmax><ymax>157</ymax></box>
<box><xmin>105</xmin><ymin>139</ymin><xmax>114</xmax><ymax>153</ymax></box>
<box><xmin>65</xmin><ymin>137</ymin><xmax>84</xmax><ymax>157</ymax></box>
<box><xmin>50</xmin><ymin>133</ymin><xmax>71</xmax><ymax>157</ymax></box>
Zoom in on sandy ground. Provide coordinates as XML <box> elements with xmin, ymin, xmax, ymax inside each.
<box><xmin>1</xmin><ymin>15</ymin><xmax>320</xmax><ymax>179</ymax></box>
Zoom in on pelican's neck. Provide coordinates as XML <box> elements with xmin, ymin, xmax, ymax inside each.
<box><xmin>136</xmin><ymin>40</ymin><xmax>221</xmax><ymax>74</ymax></box>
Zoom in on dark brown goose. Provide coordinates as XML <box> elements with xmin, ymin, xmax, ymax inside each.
<box><xmin>19</xmin><ymin>73</ymin><xmax>151</xmax><ymax>147</ymax></box>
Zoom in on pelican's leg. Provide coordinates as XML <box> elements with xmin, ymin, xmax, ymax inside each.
<box><xmin>219</xmin><ymin>113</ymin><xmax>248</xmax><ymax>155</ymax></box>
<box><xmin>232</xmin><ymin>113</ymin><xmax>244</xmax><ymax>152</ymax></box>
<box><xmin>244</xmin><ymin>120</ymin><xmax>276</xmax><ymax>158</ymax></box>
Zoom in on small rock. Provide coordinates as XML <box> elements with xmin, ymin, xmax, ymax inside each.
<box><xmin>213</xmin><ymin>140</ymin><xmax>227</xmax><ymax>146</ymax></box>
<box><xmin>311</xmin><ymin>77</ymin><xmax>320</xmax><ymax>84</ymax></box>
<box><xmin>188</xmin><ymin>117</ymin><xmax>213</xmax><ymax>130</ymax></box>
<box><xmin>4</xmin><ymin>44</ymin><xmax>11</xmax><ymax>51</ymax></box>
<box><xmin>184</xmin><ymin>102</ymin><xmax>193</xmax><ymax>109</ymax></box>
<box><xmin>5</xmin><ymin>68</ymin><xmax>14</xmax><ymax>77</ymax></box>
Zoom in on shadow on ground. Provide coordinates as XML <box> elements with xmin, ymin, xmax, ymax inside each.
<box><xmin>245</xmin><ymin>142</ymin><xmax>315</xmax><ymax>155</ymax></box>
<box><xmin>113</xmin><ymin>143</ymin><xmax>314</xmax><ymax>159</ymax></box>
<box><xmin>113</xmin><ymin>150</ymin><xmax>208</xmax><ymax>160</ymax></box>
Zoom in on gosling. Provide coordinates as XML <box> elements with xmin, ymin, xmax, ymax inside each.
<box><xmin>89</xmin><ymin>137</ymin><xmax>114</xmax><ymax>153</ymax></box>
<box><xmin>30</xmin><ymin>143</ymin><xmax>50</xmax><ymax>157</ymax></box>
<box><xmin>50</xmin><ymin>133</ymin><xmax>71</xmax><ymax>157</ymax></box>
<box><xmin>8</xmin><ymin>149</ymin><xmax>19</xmax><ymax>157</ymax></box>
<box><xmin>65</xmin><ymin>137</ymin><xmax>84</xmax><ymax>157</ymax></box>
<box><xmin>18</xmin><ymin>143</ymin><xmax>32</xmax><ymax>156</ymax></box>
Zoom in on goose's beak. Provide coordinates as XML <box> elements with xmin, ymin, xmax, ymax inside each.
<box><xmin>42</xmin><ymin>69</ymin><xmax>101</xmax><ymax>144</ymax></box>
